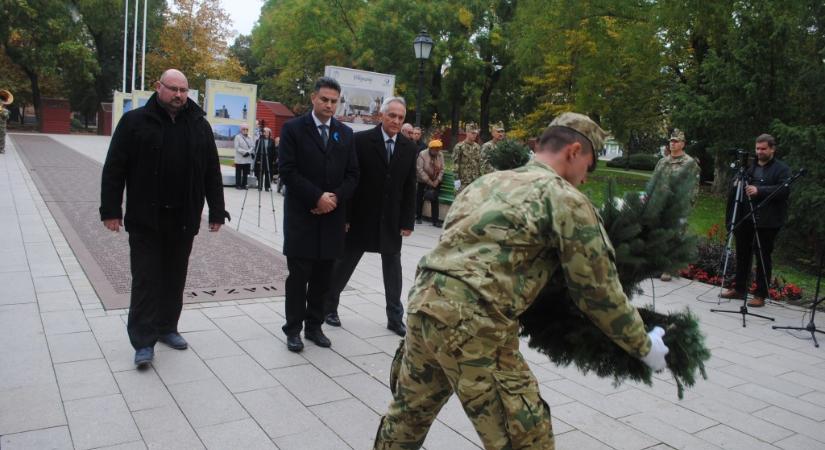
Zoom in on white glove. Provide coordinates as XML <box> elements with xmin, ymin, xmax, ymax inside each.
<box><xmin>640</xmin><ymin>326</ymin><xmax>669</xmax><ymax>372</ymax></box>
<box><xmin>454</xmin><ymin>179</ymin><xmax>461</xmax><ymax>190</ymax></box>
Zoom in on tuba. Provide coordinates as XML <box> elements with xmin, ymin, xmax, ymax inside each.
<box><xmin>0</xmin><ymin>89</ymin><xmax>12</xmax><ymax>105</ymax></box>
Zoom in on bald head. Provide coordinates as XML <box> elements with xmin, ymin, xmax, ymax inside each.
<box><xmin>155</xmin><ymin>68</ymin><xmax>189</xmax><ymax>116</ymax></box>
<box><xmin>160</xmin><ymin>69</ymin><xmax>188</xmax><ymax>85</ymax></box>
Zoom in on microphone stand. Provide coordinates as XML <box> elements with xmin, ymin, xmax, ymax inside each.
<box><xmin>772</xmin><ymin>246</ymin><xmax>824</xmax><ymax>347</ymax></box>
<box><xmin>711</xmin><ymin>167</ymin><xmax>805</xmax><ymax>326</ymax></box>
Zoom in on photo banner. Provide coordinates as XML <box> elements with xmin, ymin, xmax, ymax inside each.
<box><xmin>324</xmin><ymin>66</ymin><xmax>395</xmax><ymax>132</ymax></box>
<box><xmin>111</xmin><ymin>89</ymin><xmax>201</xmax><ymax>133</ymax></box>
<box><xmin>204</xmin><ymin>80</ymin><xmax>258</xmax><ymax>157</ymax></box>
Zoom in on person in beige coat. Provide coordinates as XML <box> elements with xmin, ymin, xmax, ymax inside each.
<box><xmin>415</xmin><ymin>139</ymin><xmax>445</xmax><ymax>226</ymax></box>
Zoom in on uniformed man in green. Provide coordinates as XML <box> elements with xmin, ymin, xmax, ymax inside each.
<box><xmin>480</xmin><ymin>121</ymin><xmax>505</xmax><ymax>175</ymax></box>
<box><xmin>451</xmin><ymin>124</ymin><xmax>482</xmax><ymax>192</ymax></box>
<box><xmin>374</xmin><ymin>112</ymin><xmax>670</xmax><ymax>450</ymax></box>
<box><xmin>654</xmin><ymin>129</ymin><xmax>700</xmax><ymax>281</ymax></box>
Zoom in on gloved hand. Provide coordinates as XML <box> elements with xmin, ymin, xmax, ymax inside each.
<box><xmin>454</xmin><ymin>179</ymin><xmax>461</xmax><ymax>190</ymax></box>
<box><xmin>640</xmin><ymin>326</ymin><xmax>669</xmax><ymax>372</ymax></box>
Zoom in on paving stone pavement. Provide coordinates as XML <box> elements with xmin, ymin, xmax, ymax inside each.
<box><xmin>2</xmin><ymin>133</ymin><xmax>825</xmax><ymax>450</ymax></box>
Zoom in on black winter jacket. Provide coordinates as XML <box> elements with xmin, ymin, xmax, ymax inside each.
<box><xmin>726</xmin><ymin>157</ymin><xmax>792</xmax><ymax>229</ymax></box>
<box><xmin>99</xmin><ymin>94</ymin><xmax>227</xmax><ymax>235</ymax></box>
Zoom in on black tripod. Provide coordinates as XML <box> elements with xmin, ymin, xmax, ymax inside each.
<box><xmin>773</xmin><ymin>249</ymin><xmax>825</xmax><ymax>347</ymax></box>
<box><xmin>237</xmin><ymin>122</ymin><xmax>277</xmax><ymax>231</ymax></box>
<box><xmin>711</xmin><ymin>158</ymin><xmax>774</xmax><ymax>326</ymax></box>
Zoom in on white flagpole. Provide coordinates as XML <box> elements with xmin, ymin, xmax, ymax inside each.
<box><xmin>122</xmin><ymin>0</ymin><xmax>129</xmax><ymax>92</ymax></box>
<box><xmin>141</xmin><ymin>0</ymin><xmax>147</xmax><ymax>90</ymax></box>
<box><xmin>131</xmin><ymin>0</ymin><xmax>138</xmax><ymax>92</ymax></box>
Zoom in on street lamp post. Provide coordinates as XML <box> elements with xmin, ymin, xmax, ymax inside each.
<box><xmin>413</xmin><ymin>29</ymin><xmax>434</xmax><ymax>128</ymax></box>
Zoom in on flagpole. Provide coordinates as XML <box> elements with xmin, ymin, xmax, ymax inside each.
<box><xmin>141</xmin><ymin>0</ymin><xmax>147</xmax><ymax>90</ymax></box>
<box><xmin>122</xmin><ymin>0</ymin><xmax>129</xmax><ymax>92</ymax></box>
<box><xmin>131</xmin><ymin>0</ymin><xmax>138</xmax><ymax>92</ymax></box>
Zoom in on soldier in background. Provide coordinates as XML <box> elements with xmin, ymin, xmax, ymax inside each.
<box><xmin>374</xmin><ymin>112</ymin><xmax>669</xmax><ymax>450</ymax></box>
<box><xmin>451</xmin><ymin>124</ymin><xmax>481</xmax><ymax>192</ymax></box>
<box><xmin>654</xmin><ymin>129</ymin><xmax>700</xmax><ymax>281</ymax></box>
<box><xmin>479</xmin><ymin>121</ymin><xmax>506</xmax><ymax>175</ymax></box>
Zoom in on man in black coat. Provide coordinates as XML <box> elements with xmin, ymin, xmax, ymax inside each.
<box><xmin>278</xmin><ymin>77</ymin><xmax>359</xmax><ymax>352</ymax></box>
<box><xmin>722</xmin><ymin>133</ymin><xmax>792</xmax><ymax>307</ymax></box>
<box><xmin>325</xmin><ymin>97</ymin><xmax>418</xmax><ymax>336</ymax></box>
<box><xmin>100</xmin><ymin>69</ymin><xmax>228</xmax><ymax>368</ymax></box>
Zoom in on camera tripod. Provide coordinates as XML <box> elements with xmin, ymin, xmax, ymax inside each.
<box><xmin>237</xmin><ymin>122</ymin><xmax>277</xmax><ymax>231</ymax></box>
<box><xmin>773</xmin><ymin>248</ymin><xmax>825</xmax><ymax>347</ymax></box>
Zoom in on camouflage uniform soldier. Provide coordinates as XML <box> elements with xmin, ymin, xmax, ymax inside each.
<box><xmin>374</xmin><ymin>113</ymin><xmax>670</xmax><ymax>450</ymax></box>
<box><xmin>479</xmin><ymin>121</ymin><xmax>505</xmax><ymax>175</ymax></box>
<box><xmin>451</xmin><ymin>124</ymin><xmax>482</xmax><ymax>192</ymax></box>
<box><xmin>654</xmin><ymin>129</ymin><xmax>700</xmax><ymax>281</ymax></box>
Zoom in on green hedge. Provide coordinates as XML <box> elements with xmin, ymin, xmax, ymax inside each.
<box><xmin>605</xmin><ymin>154</ymin><xmax>659</xmax><ymax>171</ymax></box>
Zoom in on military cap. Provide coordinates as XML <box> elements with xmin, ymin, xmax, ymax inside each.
<box><xmin>669</xmin><ymin>129</ymin><xmax>685</xmax><ymax>142</ymax></box>
<box><xmin>492</xmin><ymin>121</ymin><xmax>505</xmax><ymax>131</ymax></box>
<box><xmin>465</xmin><ymin>123</ymin><xmax>479</xmax><ymax>133</ymax></box>
<box><xmin>548</xmin><ymin>112</ymin><xmax>609</xmax><ymax>151</ymax></box>
<box><xmin>428</xmin><ymin>139</ymin><xmax>443</xmax><ymax>149</ymax></box>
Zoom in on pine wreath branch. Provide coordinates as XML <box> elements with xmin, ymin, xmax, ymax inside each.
<box><xmin>520</xmin><ymin>169</ymin><xmax>710</xmax><ymax>399</ymax></box>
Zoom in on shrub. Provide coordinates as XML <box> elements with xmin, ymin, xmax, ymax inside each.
<box><xmin>486</xmin><ymin>138</ymin><xmax>531</xmax><ymax>171</ymax></box>
<box><xmin>605</xmin><ymin>153</ymin><xmax>659</xmax><ymax>171</ymax></box>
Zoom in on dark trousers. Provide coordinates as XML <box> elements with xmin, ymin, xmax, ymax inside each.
<box><xmin>326</xmin><ymin>246</ymin><xmax>403</xmax><ymax>325</ymax></box>
<box><xmin>127</xmin><ymin>210</ymin><xmax>194</xmax><ymax>350</ymax></box>
<box><xmin>235</xmin><ymin>163</ymin><xmax>251</xmax><ymax>188</ymax></box>
<box><xmin>733</xmin><ymin>226</ymin><xmax>779</xmax><ymax>297</ymax></box>
<box><xmin>415</xmin><ymin>182</ymin><xmax>440</xmax><ymax>223</ymax></box>
<box><xmin>254</xmin><ymin>161</ymin><xmax>272</xmax><ymax>190</ymax></box>
<box><xmin>283</xmin><ymin>257</ymin><xmax>333</xmax><ymax>336</ymax></box>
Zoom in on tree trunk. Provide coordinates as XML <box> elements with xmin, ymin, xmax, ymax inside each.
<box><xmin>449</xmin><ymin>98</ymin><xmax>459</xmax><ymax>149</ymax></box>
<box><xmin>23</xmin><ymin>67</ymin><xmax>42</xmax><ymax>127</ymax></box>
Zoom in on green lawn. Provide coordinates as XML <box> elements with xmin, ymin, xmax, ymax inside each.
<box><xmin>584</xmin><ymin>166</ymin><xmax>819</xmax><ymax>297</ymax></box>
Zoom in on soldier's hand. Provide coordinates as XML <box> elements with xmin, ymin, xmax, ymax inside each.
<box><xmin>400</xmin><ymin>229</ymin><xmax>412</xmax><ymax>237</ymax></box>
<box><xmin>453</xmin><ymin>179</ymin><xmax>461</xmax><ymax>190</ymax></box>
<box><xmin>641</xmin><ymin>326</ymin><xmax>669</xmax><ymax>372</ymax></box>
<box><xmin>745</xmin><ymin>185</ymin><xmax>758</xmax><ymax>197</ymax></box>
<box><xmin>103</xmin><ymin>219</ymin><xmax>122</xmax><ymax>232</ymax></box>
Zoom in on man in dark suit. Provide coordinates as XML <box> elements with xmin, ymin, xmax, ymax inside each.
<box><xmin>278</xmin><ymin>77</ymin><xmax>359</xmax><ymax>352</ymax></box>
<box><xmin>324</xmin><ymin>97</ymin><xmax>418</xmax><ymax>336</ymax></box>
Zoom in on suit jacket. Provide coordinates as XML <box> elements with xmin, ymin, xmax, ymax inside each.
<box><xmin>278</xmin><ymin>113</ymin><xmax>359</xmax><ymax>259</ymax></box>
<box><xmin>346</xmin><ymin>124</ymin><xmax>417</xmax><ymax>254</ymax></box>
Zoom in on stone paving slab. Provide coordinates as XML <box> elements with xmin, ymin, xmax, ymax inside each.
<box><xmin>2</xmin><ymin>133</ymin><xmax>825</xmax><ymax>449</ymax></box>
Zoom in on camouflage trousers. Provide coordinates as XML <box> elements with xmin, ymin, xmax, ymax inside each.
<box><xmin>0</xmin><ymin>126</ymin><xmax>6</xmax><ymax>153</ymax></box>
<box><xmin>374</xmin><ymin>313</ymin><xmax>554</xmax><ymax>450</ymax></box>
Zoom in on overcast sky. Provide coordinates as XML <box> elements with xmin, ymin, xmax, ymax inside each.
<box><xmin>221</xmin><ymin>0</ymin><xmax>264</xmax><ymax>39</ymax></box>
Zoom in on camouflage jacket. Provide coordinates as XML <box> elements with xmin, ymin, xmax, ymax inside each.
<box><xmin>654</xmin><ymin>153</ymin><xmax>701</xmax><ymax>206</ymax></box>
<box><xmin>407</xmin><ymin>160</ymin><xmax>651</xmax><ymax>358</ymax></box>
<box><xmin>479</xmin><ymin>141</ymin><xmax>497</xmax><ymax>175</ymax></box>
<box><xmin>452</xmin><ymin>141</ymin><xmax>482</xmax><ymax>191</ymax></box>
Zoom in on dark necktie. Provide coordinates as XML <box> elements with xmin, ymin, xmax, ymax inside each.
<box><xmin>319</xmin><ymin>124</ymin><xmax>329</xmax><ymax>146</ymax></box>
<box><xmin>386</xmin><ymin>138</ymin><xmax>394</xmax><ymax>163</ymax></box>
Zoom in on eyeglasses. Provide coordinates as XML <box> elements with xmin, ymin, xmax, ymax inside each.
<box><xmin>160</xmin><ymin>81</ymin><xmax>189</xmax><ymax>94</ymax></box>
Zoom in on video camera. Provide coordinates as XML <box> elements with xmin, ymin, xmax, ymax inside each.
<box><xmin>728</xmin><ymin>148</ymin><xmax>752</xmax><ymax>170</ymax></box>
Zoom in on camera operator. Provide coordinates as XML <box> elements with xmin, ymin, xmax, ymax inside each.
<box><xmin>722</xmin><ymin>134</ymin><xmax>791</xmax><ymax>307</ymax></box>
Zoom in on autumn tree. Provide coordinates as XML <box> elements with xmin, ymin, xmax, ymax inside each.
<box><xmin>1</xmin><ymin>0</ymin><xmax>99</xmax><ymax>124</ymax></box>
<box><xmin>146</xmin><ymin>0</ymin><xmax>245</xmax><ymax>95</ymax></box>
<box><xmin>512</xmin><ymin>0</ymin><xmax>667</xmax><ymax>151</ymax></box>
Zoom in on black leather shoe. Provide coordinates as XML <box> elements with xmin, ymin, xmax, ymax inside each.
<box><xmin>325</xmin><ymin>313</ymin><xmax>342</xmax><ymax>327</ymax></box>
<box><xmin>159</xmin><ymin>332</ymin><xmax>188</xmax><ymax>350</ymax></box>
<box><xmin>387</xmin><ymin>322</ymin><xmax>407</xmax><ymax>337</ymax></box>
<box><xmin>286</xmin><ymin>335</ymin><xmax>304</xmax><ymax>352</ymax></box>
<box><xmin>415</xmin><ymin>218</ymin><xmax>423</xmax><ymax>224</ymax></box>
<box><xmin>432</xmin><ymin>220</ymin><xmax>444</xmax><ymax>227</ymax></box>
<box><xmin>305</xmin><ymin>330</ymin><xmax>331</xmax><ymax>347</ymax></box>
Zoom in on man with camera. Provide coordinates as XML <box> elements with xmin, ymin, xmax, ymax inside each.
<box><xmin>722</xmin><ymin>134</ymin><xmax>791</xmax><ymax>307</ymax></box>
